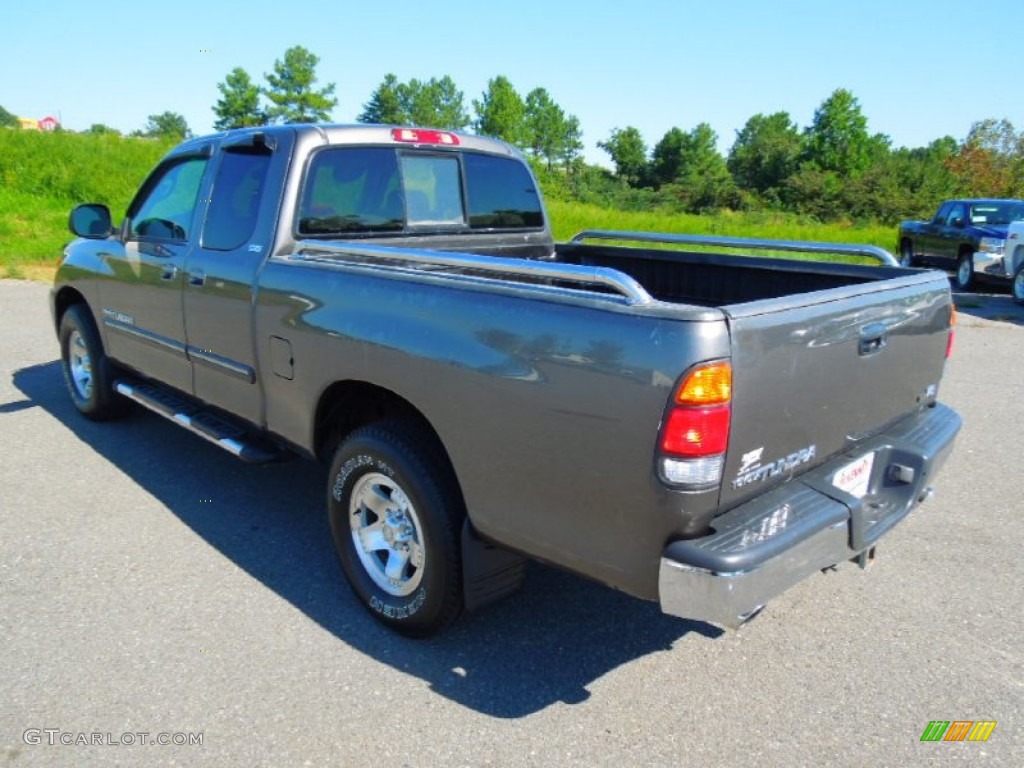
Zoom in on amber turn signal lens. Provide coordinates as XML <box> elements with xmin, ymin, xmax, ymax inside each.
<box><xmin>675</xmin><ymin>362</ymin><xmax>732</xmax><ymax>406</ymax></box>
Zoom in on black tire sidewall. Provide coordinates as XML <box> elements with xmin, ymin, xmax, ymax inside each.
<box><xmin>59</xmin><ymin>305</ymin><xmax>119</xmax><ymax>419</ymax></box>
<box><xmin>327</xmin><ymin>426</ymin><xmax>462</xmax><ymax>636</ymax></box>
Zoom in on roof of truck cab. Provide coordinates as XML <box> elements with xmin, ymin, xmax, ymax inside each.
<box><xmin>170</xmin><ymin>123</ymin><xmax>523</xmax><ymax>158</ymax></box>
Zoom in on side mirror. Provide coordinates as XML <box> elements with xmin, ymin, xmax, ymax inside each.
<box><xmin>950</xmin><ymin>216</ymin><xmax>965</xmax><ymax>229</ymax></box>
<box><xmin>69</xmin><ymin>204</ymin><xmax>113</xmax><ymax>238</ymax></box>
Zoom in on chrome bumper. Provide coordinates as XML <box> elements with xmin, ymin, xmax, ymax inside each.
<box><xmin>972</xmin><ymin>252</ymin><xmax>1006</xmax><ymax>276</ymax></box>
<box><xmin>659</xmin><ymin>403</ymin><xmax>961</xmax><ymax>629</ymax></box>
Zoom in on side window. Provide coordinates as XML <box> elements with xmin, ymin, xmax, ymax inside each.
<box><xmin>298</xmin><ymin>148</ymin><xmax>403</xmax><ymax>235</ymax></box>
<box><xmin>463</xmin><ymin>153</ymin><xmax>543</xmax><ymax>230</ymax></box>
<box><xmin>946</xmin><ymin>203</ymin><xmax>966</xmax><ymax>226</ymax></box>
<box><xmin>202</xmin><ymin>148</ymin><xmax>272</xmax><ymax>251</ymax></box>
<box><xmin>932</xmin><ymin>203</ymin><xmax>951</xmax><ymax>225</ymax></box>
<box><xmin>129</xmin><ymin>157</ymin><xmax>208</xmax><ymax>241</ymax></box>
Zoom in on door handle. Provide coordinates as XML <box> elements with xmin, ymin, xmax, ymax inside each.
<box><xmin>188</xmin><ymin>269</ymin><xmax>206</xmax><ymax>287</ymax></box>
<box><xmin>859</xmin><ymin>322</ymin><xmax>888</xmax><ymax>356</ymax></box>
<box><xmin>160</xmin><ymin>264</ymin><xmax>178</xmax><ymax>281</ymax></box>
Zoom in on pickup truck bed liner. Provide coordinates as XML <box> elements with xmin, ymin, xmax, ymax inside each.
<box><xmin>554</xmin><ymin>243</ymin><xmax>888</xmax><ymax>306</ymax></box>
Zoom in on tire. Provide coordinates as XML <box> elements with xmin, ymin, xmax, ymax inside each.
<box><xmin>899</xmin><ymin>239</ymin><xmax>916</xmax><ymax>268</ymax></box>
<box><xmin>58</xmin><ymin>304</ymin><xmax>127</xmax><ymax>420</ymax></box>
<box><xmin>953</xmin><ymin>252</ymin><xmax>974</xmax><ymax>292</ymax></box>
<box><xmin>1013</xmin><ymin>263</ymin><xmax>1024</xmax><ymax>306</ymax></box>
<box><xmin>327</xmin><ymin>421</ymin><xmax>464</xmax><ymax>637</ymax></box>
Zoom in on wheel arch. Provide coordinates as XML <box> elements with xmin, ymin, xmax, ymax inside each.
<box><xmin>52</xmin><ymin>285</ymin><xmax>89</xmax><ymax>334</ymax></box>
<box><xmin>313</xmin><ymin>381</ymin><xmax>458</xmax><ymax>486</ymax></box>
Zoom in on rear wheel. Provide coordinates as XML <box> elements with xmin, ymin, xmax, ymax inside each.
<box><xmin>1013</xmin><ymin>263</ymin><xmax>1024</xmax><ymax>306</ymax></box>
<box><xmin>327</xmin><ymin>421</ymin><xmax>464</xmax><ymax>637</ymax></box>
<box><xmin>58</xmin><ymin>304</ymin><xmax>127</xmax><ymax>420</ymax></box>
<box><xmin>954</xmin><ymin>252</ymin><xmax>974</xmax><ymax>292</ymax></box>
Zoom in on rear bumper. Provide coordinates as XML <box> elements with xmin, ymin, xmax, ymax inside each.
<box><xmin>659</xmin><ymin>403</ymin><xmax>961</xmax><ymax>628</ymax></box>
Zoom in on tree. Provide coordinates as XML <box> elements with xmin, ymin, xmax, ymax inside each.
<box><xmin>359</xmin><ymin>74</ymin><xmax>404</xmax><ymax>124</ymax></box>
<box><xmin>650</xmin><ymin>127</ymin><xmax>687</xmax><ymax>186</ymax></box>
<box><xmin>727</xmin><ymin>111</ymin><xmax>802</xmax><ymax>196</ymax></box>
<box><xmin>675</xmin><ymin>123</ymin><xmax>737</xmax><ymax>210</ymax></box>
<box><xmin>559</xmin><ymin>114</ymin><xmax>584</xmax><ymax>172</ymax></box>
<box><xmin>213</xmin><ymin>67</ymin><xmax>265</xmax><ymax>130</ymax></box>
<box><xmin>263</xmin><ymin>45</ymin><xmax>337</xmax><ymax>124</ymax></box>
<box><xmin>473</xmin><ymin>76</ymin><xmax>526</xmax><ymax>146</ymax></box>
<box><xmin>0</xmin><ymin>104</ymin><xmax>17</xmax><ymax>128</ymax></box>
<box><xmin>86</xmin><ymin>123</ymin><xmax>120</xmax><ymax>135</ymax></box>
<box><xmin>138</xmin><ymin>112</ymin><xmax>192</xmax><ymax>141</ymax></box>
<box><xmin>358</xmin><ymin>74</ymin><xmax>469</xmax><ymax>130</ymax></box>
<box><xmin>522</xmin><ymin>87</ymin><xmax>582</xmax><ymax>170</ymax></box>
<box><xmin>945</xmin><ymin>119</ymin><xmax>1024</xmax><ymax>197</ymax></box>
<box><xmin>597</xmin><ymin>127</ymin><xmax>648</xmax><ymax>185</ymax></box>
<box><xmin>802</xmin><ymin>88</ymin><xmax>876</xmax><ymax>177</ymax></box>
<box><xmin>400</xmin><ymin>76</ymin><xmax>470</xmax><ymax>130</ymax></box>
<box><xmin>650</xmin><ymin>124</ymin><xmax>736</xmax><ymax>211</ymax></box>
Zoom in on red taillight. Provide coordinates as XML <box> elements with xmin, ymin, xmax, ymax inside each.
<box><xmin>391</xmin><ymin>128</ymin><xmax>460</xmax><ymax>146</ymax></box>
<box><xmin>658</xmin><ymin>361</ymin><xmax>732</xmax><ymax>489</ymax></box>
<box><xmin>662</xmin><ymin>405</ymin><xmax>731</xmax><ymax>456</ymax></box>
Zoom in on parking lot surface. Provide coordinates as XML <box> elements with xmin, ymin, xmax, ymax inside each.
<box><xmin>1</xmin><ymin>280</ymin><xmax>1021</xmax><ymax>766</ymax></box>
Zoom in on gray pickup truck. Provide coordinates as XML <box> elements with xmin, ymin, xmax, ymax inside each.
<box><xmin>52</xmin><ymin>124</ymin><xmax>961</xmax><ymax>637</ymax></box>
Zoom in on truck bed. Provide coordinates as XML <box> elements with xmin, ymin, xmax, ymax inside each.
<box><xmin>553</xmin><ymin>241</ymin><xmax>896</xmax><ymax>307</ymax></box>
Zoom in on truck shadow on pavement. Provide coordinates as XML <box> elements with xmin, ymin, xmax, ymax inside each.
<box><xmin>12</xmin><ymin>360</ymin><xmax>719</xmax><ymax>719</ymax></box>
<box><xmin>951</xmin><ymin>289</ymin><xmax>1024</xmax><ymax>327</ymax></box>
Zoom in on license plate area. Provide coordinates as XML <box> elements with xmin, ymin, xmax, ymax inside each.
<box><xmin>833</xmin><ymin>452</ymin><xmax>875</xmax><ymax>499</ymax></box>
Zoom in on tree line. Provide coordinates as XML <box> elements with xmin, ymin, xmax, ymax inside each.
<box><xmin>8</xmin><ymin>44</ymin><xmax>1022</xmax><ymax>225</ymax></box>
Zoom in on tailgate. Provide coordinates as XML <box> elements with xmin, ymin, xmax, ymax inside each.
<box><xmin>719</xmin><ymin>272</ymin><xmax>953</xmax><ymax>512</ymax></box>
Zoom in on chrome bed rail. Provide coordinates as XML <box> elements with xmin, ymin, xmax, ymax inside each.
<box><xmin>569</xmin><ymin>230</ymin><xmax>899</xmax><ymax>266</ymax></box>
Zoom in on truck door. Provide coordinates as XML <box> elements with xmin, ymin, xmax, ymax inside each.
<box><xmin>935</xmin><ymin>201</ymin><xmax>967</xmax><ymax>268</ymax></box>
<box><xmin>99</xmin><ymin>150</ymin><xmax>212</xmax><ymax>393</ymax></box>
<box><xmin>182</xmin><ymin>132</ymin><xmax>287</xmax><ymax>423</ymax></box>
<box><xmin>918</xmin><ymin>202</ymin><xmax>950</xmax><ymax>263</ymax></box>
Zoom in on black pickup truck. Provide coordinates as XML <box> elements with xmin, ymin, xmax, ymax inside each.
<box><xmin>52</xmin><ymin>124</ymin><xmax>961</xmax><ymax>636</ymax></box>
<box><xmin>899</xmin><ymin>198</ymin><xmax>1024</xmax><ymax>290</ymax></box>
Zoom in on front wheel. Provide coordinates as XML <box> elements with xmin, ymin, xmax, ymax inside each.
<box><xmin>1013</xmin><ymin>263</ymin><xmax>1024</xmax><ymax>306</ymax></box>
<box><xmin>954</xmin><ymin>253</ymin><xmax>974</xmax><ymax>292</ymax></box>
<box><xmin>58</xmin><ymin>304</ymin><xmax>127</xmax><ymax>420</ymax></box>
<box><xmin>327</xmin><ymin>421</ymin><xmax>464</xmax><ymax>637</ymax></box>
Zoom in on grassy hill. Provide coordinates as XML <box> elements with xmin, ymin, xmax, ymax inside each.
<box><xmin>0</xmin><ymin>129</ymin><xmax>898</xmax><ymax>279</ymax></box>
<box><xmin>0</xmin><ymin>130</ymin><xmax>173</xmax><ymax>276</ymax></box>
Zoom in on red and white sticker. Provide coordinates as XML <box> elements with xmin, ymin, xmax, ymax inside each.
<box><xmin>833</xmin><ymin>453</ymin><xmax>875</xmax><ymax>498</ymax></box>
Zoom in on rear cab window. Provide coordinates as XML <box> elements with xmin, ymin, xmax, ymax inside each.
<box><xmin>296</xmin><ymin>147</ymin><xmax>543</xmax><ymax>238</ymax></box>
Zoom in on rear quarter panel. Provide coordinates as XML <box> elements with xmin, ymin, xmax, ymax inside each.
<box><xmin>254</xmin><ymin>260</ymin><xmax>731</xmax><ymax>599</ymax></box>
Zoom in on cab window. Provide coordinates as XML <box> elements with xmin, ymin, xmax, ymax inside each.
<box><xmin>298</xmin><ymin>148</ymin><xmax>403</xmax><ymax>235</ymax></box>
<box><xmin>202</xmin><ymin>148</ymin><xmax>272</xmax><ymax>251</ymax></box>
<box><xmin>129</xmin><ymin>157</ymin><xmax>208</xmax><ymax>241</ymax></box>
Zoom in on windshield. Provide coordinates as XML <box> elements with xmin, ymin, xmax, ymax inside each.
<box><xmin>968</xmin><ymin>202</ymin><xmax>1024</xmax><ymax>226</ymax></box>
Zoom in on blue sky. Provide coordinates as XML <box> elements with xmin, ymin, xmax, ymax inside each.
<box><xmin>3</xmin><ymin>0</ymin><xmax>1023</xmax><ymax>166</ymax></box>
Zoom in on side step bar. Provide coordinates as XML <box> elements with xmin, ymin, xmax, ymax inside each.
<box><xmin>115</xmin><ymin>379</ymin><xmax>291</xmax><ymax>464</ymax></box>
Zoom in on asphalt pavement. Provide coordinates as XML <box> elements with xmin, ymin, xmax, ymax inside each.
<box><xmin>1</xmin><ymin>279</ymin><xmax>1021</xmax><ymax>767</ymax></box>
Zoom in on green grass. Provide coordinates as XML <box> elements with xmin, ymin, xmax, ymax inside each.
<box><xmin>546</xmin><ymin>200</ymin><xmax>898</xmax><ymax>263</ymax></box>
<box><xmin>0</xmin><ymin>129</ymin><xmax>903</xmax><ymax>279</ymax></box>
<box><xmin>0</xmin><ymin>130</ymin><xmax>172</xmax><ymax>277</ymax></box>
